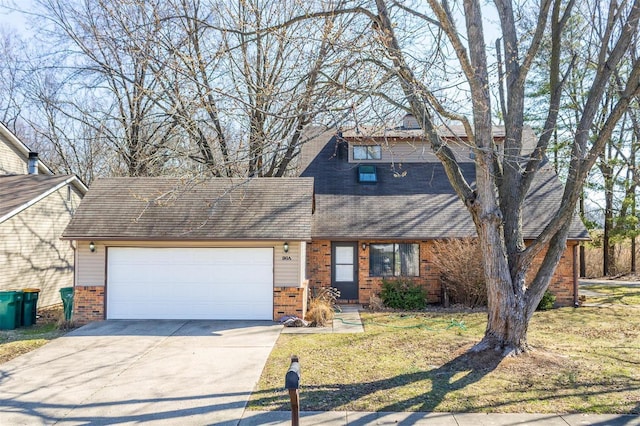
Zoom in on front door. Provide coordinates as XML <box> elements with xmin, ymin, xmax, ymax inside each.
<box><xmin>332</xmin><ymin>242</ymin><xmax>358</xmax><ymax>300</ymax></box>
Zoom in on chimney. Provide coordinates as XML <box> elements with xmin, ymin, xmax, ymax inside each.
<box><xmin>28</xmin><ymin>152</ymin><xmax>39</xmax><ymax>175</ymax></box>
<box><xmin>402</xmin><ymin>113</ymin><xmax>420</xmax><ymax>130</ymax></box>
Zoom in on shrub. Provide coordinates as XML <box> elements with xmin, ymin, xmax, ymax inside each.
<box><xmin>379</xmin><ymin>279</ymin><xmax>427</xmax><ymax>310</ymax></box>
<box><xmin>305</xmin><ymin>299</ymin><xmax>334</xmax><ymax>326</ymax></box>
<box><xmin>368</xmin><ymin>294</ymin><xmax>385</xmax><ymax>311</ymax></box>
<box><xmin>537</xmin><ymin>290</ymin><xmax>556</xmax><ymax>311</ymax></box>
<box><xmin>305</xmin><ymin>287</ymin><xmax>340</xmax><ymax>326</ymax></box>
<box><xmin>431</xmin><ymin>238</ymin><xmax>487</xmax><ymax>307</ymax></box>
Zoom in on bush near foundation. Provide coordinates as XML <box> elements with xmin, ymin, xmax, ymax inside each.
<box><xmin>537</xmin><ymin>290</ymin><xmax>556</xmax><ymax>311</ymax></box>
<box><xmin>379</xmin><ymin>279</ymin><xmax>427</xmax><ymax>310</ymax></box>
<box><xmin>431</xmin><ymin>238</ymin><xmax>487</xmax><ymax>307</ymax></box>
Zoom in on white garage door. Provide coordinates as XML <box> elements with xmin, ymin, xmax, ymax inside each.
<box><xmin>107</xmin><ymin>247</ymin><xmax>273</xmax><ymax>320</ymax></box>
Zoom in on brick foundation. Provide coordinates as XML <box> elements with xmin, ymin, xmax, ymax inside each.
<box><xmin>72</xmin><ymin>283</ymin><xmax>310</xmax><ymax>323</ymax></box>
<box><xmin>73</xmin><ymin>286</ymin><xmax>105</xmax><ymax>325</ymax></box>
<box><xmin>273</xmin><ymin>285</ymin><xmax>308</xmax><ymax>320</ymax></box>
<box><xmin>307</xmin><ymin>239</ymin><xmax>579</xmax><ymax>308</ymax></box>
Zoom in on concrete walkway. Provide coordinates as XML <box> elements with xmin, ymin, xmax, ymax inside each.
<box><xmin>579</xmin><ymin>278</ymin><xmax>640</xmax><ymax>301</ymax></box>
<box><xmin>579</xmin><ymin>278</ymin><xmax>640</xmax><ymax>287</ymax></box>
<box><xmin>281</xmin><ymin>305</ymin><xmax>365</xmax><ymax>334</ymax></box>
<box><xmin>238</xmin><ymin>410</ymin><xmax>639</xmax><ymax>425</ymax></box>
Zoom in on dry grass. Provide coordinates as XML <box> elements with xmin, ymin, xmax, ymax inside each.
<box><xmin>305</xmin><ymin>299</ymin><xmax>335</xmax><ymax>327</ymax></box>
<box><xmin>0</xmin><ymin>305</ymin><xmax>68</xmax><ymax>365</ymax></box>
<box><xmin>249</xmin><ymin>295</ymin><xmax>640</xmax><ymax>414</ymax></box>
<box><xmin>583</xmin><ymin>238</ymin><xmax>640</xmax><ymax>277</ymax></box>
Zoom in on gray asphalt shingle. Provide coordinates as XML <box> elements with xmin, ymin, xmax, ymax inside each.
<box><xmin>301</xmin><ymin>130</ymin><xmax>588</xmax><ymax>240</ymax></box>
<box><xmin>0</xmin><ymin>175</ymin><xmax>74</xmax><ymax>222</ymax></box>
<box><xmin>62</xmin><ymin>177</ymin><xmax>314</xmax><ymax>240</ymax></box>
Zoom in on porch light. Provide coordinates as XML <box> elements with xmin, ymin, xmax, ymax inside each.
<box><xmin>89</xmin><ymin>241</ymin><xmax>96</xmax><ymax>253</ymax></box>
<box><xmin>283</xmin><ymin>242</ymin><xmax>289</xmax><ymax>253</ymax></box>
<box><xmin>362</xmin><ymin>242</ymin><xmax>367</xmax><ymax>251</ymax></box>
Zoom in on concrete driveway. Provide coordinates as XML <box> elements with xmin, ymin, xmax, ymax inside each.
<box><xmin>0</xmin><ymin>320</ymin><xmax>282</xmax><ymax>425</ymax></box>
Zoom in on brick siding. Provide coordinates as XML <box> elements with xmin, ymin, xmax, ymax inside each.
<box><xmin>73</xmin><ymin>286</ymin><xmax>105</xmax><ymax>325</ymax></box>
<box><xmin>307</xmin><ymin>239</ymin><xmax>578</xmax><ymax>307</ymax></box>
<box><xmin>73</xmin><ymin>239</ymin><xmax>577</xmax><ymax>323</ymax></box>
<box><xmin>273</xmin><ymin>285</ymin><xmax>307</xmax><ymax>320</ymax></box>
<box><xmin>73</xmin><ymin>284</ymin><xmax>309</xmax><ymax>323</ymax></box>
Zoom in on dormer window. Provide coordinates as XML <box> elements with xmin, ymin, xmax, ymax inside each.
<box><xmin>358</xmin><ymin>165</ymin><xmax>378</xmax><ymax>183</ymax></box>
<box><xmin>353</xmin><ymin>145</ymin><xmax>381</xmax><ymax>160</ymax></box>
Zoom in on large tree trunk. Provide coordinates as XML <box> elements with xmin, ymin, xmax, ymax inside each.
<box><xmin>481</xmin><ymin>288</ymin><xmax>529</xmax><ymax>354</ymax></box>
<box><xmin>371</xmin><ymin>0</ymin><xmax>640</xmax><ymax>356</ymax></box>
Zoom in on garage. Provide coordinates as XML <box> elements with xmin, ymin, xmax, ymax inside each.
<box><xmin>107</xmin><ymin>247</ymin><xmax>274</xmax><ymax>320</ymax></box>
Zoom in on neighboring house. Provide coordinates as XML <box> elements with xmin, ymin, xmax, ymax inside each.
<box><xmin>0</xmin><ymin>123</ymin><xmax>87</xmax><ymax>307</ymax></box>
<box><xmin>64</xmin><ymin>119</ymin><xmax>587</xmax><ymax>324</ymax></box>
<box><xmin>0</xmin><ymin>123</ymin><xmax>53</xmax><ymax>176</ymax></box>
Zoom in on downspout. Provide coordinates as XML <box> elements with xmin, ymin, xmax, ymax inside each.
<box><xmin>573</xmin><ymin>243</ymin><xmax>579</xmax><ymax>307</ymax></box>
<box><xmin>68</xmin><ymin>240</ymin><xmax>77</xmax><ymax>287</ymax></box>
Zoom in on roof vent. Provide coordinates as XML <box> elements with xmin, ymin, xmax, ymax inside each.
<box><xmin>28</xmin><ymin>152</ymin><xmax>39</xmax><ymax>175</ymax></box>
<box><xmin>402</xmin><ymin>114</ymin><xmax>421</xmax><ymax>130</ymax></box>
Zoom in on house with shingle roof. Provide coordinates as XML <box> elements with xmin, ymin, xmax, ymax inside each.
<box><xmin>301</xmin><ymin>120</ymin><xmax>587</xmax><ymax>309</ymax></box>
<box><xmin>62</xmin><ymin>177</ymin><xmax>314</xmax><ymax>323</ymax></box>
<box><xmin>0</xmin><ymin>123</ymin><xmax>87</xmax><ymax>308</ymax></box>
<box><xmin>63</xmin><ymin>118</ymin><xmax>586</xmax><ymax>323</ymax></box>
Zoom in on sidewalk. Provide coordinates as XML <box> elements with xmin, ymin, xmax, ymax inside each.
<box><xmin>281</xmin><ymin>305</ymin><xmax>365</xmax><ymax>334</ymax></box>
<box><xmin>239</xmin><ymin>410</ymin><xmax>640</xmax><ymax>425</ymax></box>
<box><xmin>579</xmin><ymin>278</ymin><xmax>640</xmax><ymax>287</ymax></box>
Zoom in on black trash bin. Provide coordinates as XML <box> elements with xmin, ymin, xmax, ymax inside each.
<box><xmin>0</xmin><ymin>291</ymin><xmax>20</xmax><ymax>330</ymax></box>
<box><xmin>22</xmin><ymin>288</ymin><xmax>40</xmax><ymax>327</ymax></box>
<box><xmin>60</xmin><ymin>287</ymin><xmax>74</xmax><ymax>321</ymax></box>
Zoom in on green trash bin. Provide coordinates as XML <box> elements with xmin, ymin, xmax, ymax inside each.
<box><xmin>22</xmin><ymin>289</ymin><xmax>40</xmax><ymax>327</ymax></box>
<box><xmin>60</xmin><ymin>287</ymin><xmax>74</xmax><ymax>321</ymax></box>
<box><xmin>14</xmin><ymin>291</ymin><xmax>24</xmax><ymax>327</ymax></box>
<box><xmin>0</xmin><ymin>291</ymin><xmax>20</xmax><ymax>330</ymax></box>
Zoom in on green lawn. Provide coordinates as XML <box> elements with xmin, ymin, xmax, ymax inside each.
<box><xmin>249</xmin><ymin>291</ymin><xmax>640</xmax><ymax>414</ymax></box>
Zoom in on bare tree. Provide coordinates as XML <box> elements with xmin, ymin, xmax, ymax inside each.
<box><xmin>0</xmin><ymin>29</ymin><xmax>26</xmax><ymax>132</ymax></box>
<box><xmin>287</xmin><ymin>0</ymin><xmax>640</xmax><ymax>354</ymax></box>
<box><xmin>379</xmin><ymin>0</ymin><xmax>639</xmax><ymax>354</ymax></box>
<box><xmin>24</xmin><ymin>0</ymin><xmax>182</xmax><ymax>178</ymax></box>
<box><xmin>9</xmin><ymin>0</ymin><xmax>361</xmax><ymax>179</ymax></box>
<box><xmin>162</xmin><ymin>0</ymin><xmax>360</xmax><ymax>177</ymax></box>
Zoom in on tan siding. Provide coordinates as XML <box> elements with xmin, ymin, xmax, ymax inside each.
<box><xmin>0</xmin><ymin>185</ymin><xmax>82</xmax><ymax>306</ymax></box>
<box><xmin>274</xmin><ymin>241</ymin><xmax>302</xmax><ymax>287</ymax></box>
<box><xmin>0</xmin><ymin>135</ymin><xmax>28</xmax><ymax>174</ymax></box>
<box><xmin>76</xmin><ymin>241</ymin><xmax>106</xmax><ymax>287</ymax></box>
<box><xmin>76</xmin><ymin>240</ymin><xmax>305</xmax><ymax>289</ymax></box>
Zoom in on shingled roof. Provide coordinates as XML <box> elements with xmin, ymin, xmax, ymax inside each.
<box><xmin>0</xmin><ymin>174</ymin><xmax>85</xmax><ymax>223</ymax></box>
<box><xmin>300</xmin><ymin>129</ymin><xmax>588</xmax><ymax>240</ymax></box>
<box><xmin>62</xmin><ymin>177</ymin><xmax>314</xmax><ymax>240</ymax></box>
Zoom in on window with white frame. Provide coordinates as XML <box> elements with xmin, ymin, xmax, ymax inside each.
<box><xmin>353</xmin><ymin>145</ymin><xmax>382</xmax><ymax>160</ymax></box>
